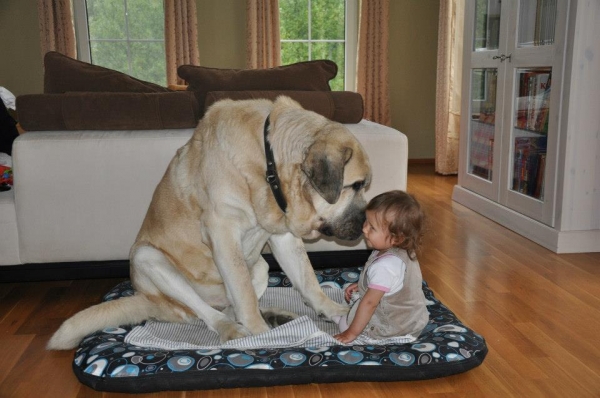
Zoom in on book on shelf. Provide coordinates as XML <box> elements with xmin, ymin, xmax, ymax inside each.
<box><xmin>471</xmin><ymin>165</ymin><xmax>492</xmax><ymax>180</ymax></box>
<box><xmin>469</xmin><ymin>120</ymin><xmax>495</xmax><ymax>179</ymax></box>
<box><xmin>512</xmin><ymin>136</ymin><xmax>547</xmax><ymax>198</ymax></box>
<box><xmin>533</xmin><ymin>153</ymin><xmax>546</xmax><ymax>199</ymax></box>
<box><xmin>516</xmin><ymin>71</ymin><xmax>551</xmax><ymax>134</ymax></box>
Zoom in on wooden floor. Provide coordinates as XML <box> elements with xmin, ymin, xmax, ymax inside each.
<box><xmin>1</xmin><ymin>164</ymin><xmax>599</xmax><ymax>397</ymax></box>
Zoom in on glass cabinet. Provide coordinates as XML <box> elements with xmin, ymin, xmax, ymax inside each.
<box><xmin>458</xmin><ymin>0</ymin><xmax>567</xmax><ymax>227</ymax></box>
<box><xmin>454</xmin><ymin>0</ymin><xmax>600</xmax><ymax>253</ymax></box>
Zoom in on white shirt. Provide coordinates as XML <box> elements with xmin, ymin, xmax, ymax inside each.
<box><xmin>366</xmin><ymin>253</ymin><xmax>406</xmax><ymax>296</ymax></box>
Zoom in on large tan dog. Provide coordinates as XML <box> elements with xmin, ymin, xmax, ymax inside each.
<box><xmin>48</xmin><ymin>96</ymin><xmax>371</xmax><ymax>349</ymax></box>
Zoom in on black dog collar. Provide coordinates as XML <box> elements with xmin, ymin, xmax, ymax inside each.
<box><xmin>264</xmin><ymin>116</ymin><xmax>287</xmax><ymax>213</ymax></box>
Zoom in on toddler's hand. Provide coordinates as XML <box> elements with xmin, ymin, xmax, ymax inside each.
<box><xmin>334</xmin><ymin>330</ymin><xmax>358</xmax><ymax>344</ymax></box>
<box><xmin>344</xmin><ymin>283</ymin><xmax>359</xmax><ymax>303</ymax></box>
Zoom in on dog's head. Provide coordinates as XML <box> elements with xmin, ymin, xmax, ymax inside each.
<box><xmin>300</xmin><ymin>125</ymin><xmax>371</xmax><ymax>240</ymax></box>
<box><xmin>268</xmin><ymin>96</ymin><xmax>371</xmax><ymax>241</ymax></box>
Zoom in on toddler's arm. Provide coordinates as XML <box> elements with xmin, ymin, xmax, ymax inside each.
<box><xmin>334</xmin><ymin>288</ymin><xmax>385</xmax><ymax>343</ymax></box>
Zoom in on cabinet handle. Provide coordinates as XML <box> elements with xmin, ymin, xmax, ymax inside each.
<box><xmin>493</xmin><ymin>53</ymin><xmax>512</xmax><ymax>62</ymax></box>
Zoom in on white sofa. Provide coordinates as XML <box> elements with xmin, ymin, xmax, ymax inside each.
<box><xmin>0</xmin><ymin>119</ymin><xmax>407</xmax><ymax>270</ymax></box>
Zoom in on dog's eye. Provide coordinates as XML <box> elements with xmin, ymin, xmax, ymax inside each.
<box><xmin>352</xmin><ymin>181</ymin><xmax>365</xmax><ymax>191</ymax></box>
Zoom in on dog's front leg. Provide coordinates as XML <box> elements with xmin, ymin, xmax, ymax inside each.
<box><xmin>269</xmin><ymin>233</ymin><xmax>349</xmax><ymax>321</ymax></box>
<box><xmin>207</xmin><ymin>228</ymin><xmax>271</xmax><ymax>336</ymax></box>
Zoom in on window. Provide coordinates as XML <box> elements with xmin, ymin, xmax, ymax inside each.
<box><xmin>72</xmin><ymin>0</ymin><xmax>166</xmax><ymax>86</ymax></box>
<box><xmin>279</xmin><ymin>0</ymin><xmax>358</xmax><ymax>91</ymax></box>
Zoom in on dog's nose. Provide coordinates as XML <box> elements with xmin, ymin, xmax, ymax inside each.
<box><xmin>319</xmin><ymin>224</ymin><xmax>334</xmax><ymax>237</ymax></box>
<box><xmin>342</xmin><ymin>216</ymin><xmax>366</xmax><ymax>240</ymax></box>
<box><xmin>357</xmin><ymin>211</ymin><xmax>366</xmax><ymax>229</ymax></box>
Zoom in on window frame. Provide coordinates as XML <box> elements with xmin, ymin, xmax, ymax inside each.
<box><xmin>72</xmin><ymin>0</ymin><xmax>92</xmax><ymax>63</ymax></box>
<box><xmin>345</xmin><ymin>0</ymin><xmax>358</xmax><ymax>91</ymax></box>
<box><xmin>280</xmin><ymin>0</ymin><xmax>358</xmax><ymax>91</ymax></box>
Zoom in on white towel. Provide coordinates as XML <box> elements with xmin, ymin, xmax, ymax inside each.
<box><xmin>125</xmin><ymin>287</ymin><xmax>416</xmax><ymax>350</ymax></box>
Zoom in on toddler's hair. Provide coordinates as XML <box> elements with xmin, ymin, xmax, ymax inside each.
<box><xmin>366</xmin><ymin>190</ymin><xmax>425</xmax><ymax>260</ymax></box>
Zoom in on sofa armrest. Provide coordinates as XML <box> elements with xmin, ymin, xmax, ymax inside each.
<box><xmin>346</xmin><ymin>120</ymin><xmax>408</xmax><ymax>198</ymax></box>
<box><xmin>13</xmin><ymin>129</ymin><xmax>193</xmax><ymax>263</ymax></box>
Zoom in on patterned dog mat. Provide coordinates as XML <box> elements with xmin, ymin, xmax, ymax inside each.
<box><xmin>72</xmin><ymin>267</ymin><xmax>487</xmax><ymax>393</ymax></box>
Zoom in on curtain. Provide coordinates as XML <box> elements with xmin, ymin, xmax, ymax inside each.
<box><xmin>435</xmin><ymin>0</ymin><xmax>464</xmax><ymax>175</ymax></box>
<box><xmin>165</xmin><ymin>0</ymin><xmax>201</xmax><ymax>86</ymax></box>
<box><xmin>37</xmin><ymin>0</ymin><xmax>76</xmax><ymax>60</ymax></box>
<box><xmin>357</xmin><ymin>0</ymin><xmax>390</xmax><ymax>126</ymax></box>
<box><xmin>246</xmin><ymin>0</ymin><xmax>281</xmax><ymax>69</ymax></box>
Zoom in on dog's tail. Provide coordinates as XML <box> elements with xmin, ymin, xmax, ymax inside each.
<box><xmin>47</xmin><ymin>294</ymin><xmax>155</xmax><ymax>350</ymax></box>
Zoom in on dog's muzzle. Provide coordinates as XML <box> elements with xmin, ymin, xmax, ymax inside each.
<box><xmin>319</xmin><ymin>203</ymin><xmax>366</xmax><ymax>241</ymax></box>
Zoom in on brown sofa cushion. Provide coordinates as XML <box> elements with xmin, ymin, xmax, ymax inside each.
<box><xmin>178</xmin><ymin>60</ymin><xmax>338</xmax><ymax>118</ymax></box>
<box><xmin>17</xmin><ymin>92</ymin><xmax>200</xmax><ymax>131</ymax></box>
<box><xmin>205</xmin><ymin>91</ymin><xmax>364</xmax><ymax>124</ymax></box>
<box><xmin>43</xmin><ymin>51</ymin><xmax>170</xmax><ymax>94</ymax></box>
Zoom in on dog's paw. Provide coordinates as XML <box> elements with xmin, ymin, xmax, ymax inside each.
<box><xmin>316</xmin><ymin>300</ymin><xmax>350</xmax><ymax>322</ymax></box>
<box><xmin>215</xmin><ymin>320</ymin><xmax>252</xmax><ymax>343</ymax></box>
<box><xmin>261</xmin><ymin>307</ymin><xmax>299</xmax><ymax>328</ymax></box>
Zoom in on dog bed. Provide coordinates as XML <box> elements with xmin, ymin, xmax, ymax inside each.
<box><xmin>72</xmin><ymin>267</ymin><xmax>487</xmax><ymax>392</ymax></box>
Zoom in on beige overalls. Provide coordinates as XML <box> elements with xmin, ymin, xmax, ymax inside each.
<box><xmin>347</xmin><ymin>247</ymin><xmax>429</xmax><ymax>339</ymax></box>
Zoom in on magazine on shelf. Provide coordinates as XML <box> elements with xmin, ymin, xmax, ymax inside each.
<box><xmin>512</xmin><ymin>136</ymin><xmax>547</xmax><ymax>198</ymax></box>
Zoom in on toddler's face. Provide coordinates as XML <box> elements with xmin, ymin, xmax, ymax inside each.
<box><xmin>362</xmin><ymin>210</ymin><xmax>394</xmax><ymax>250</ymax></box>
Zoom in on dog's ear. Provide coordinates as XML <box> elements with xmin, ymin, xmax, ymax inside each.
<box><xmin>302</xmin><ymin>140</ymin><xmax>352</xmax><ymax>204</ymax></box>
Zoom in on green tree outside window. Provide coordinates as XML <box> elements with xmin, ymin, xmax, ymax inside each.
<box><xmin>86</xmin><ymin>0</ymin><xmax>166</xmax><ymax>86</ymax></box>
<box><xmin>280</xmin><ymin>0</ymin><xmax>346</xmax><ymax>91</ymax></box>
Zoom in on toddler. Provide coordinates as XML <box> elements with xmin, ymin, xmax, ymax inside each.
<box><xmin>333</xmin><ymin>190</ymin><xmax>429</xmax><ymax>344</ymax></box>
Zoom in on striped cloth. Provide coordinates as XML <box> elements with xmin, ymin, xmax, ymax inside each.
<box><xmin>125</xmin><ymin>287</ymin><xmax>416</xmax><ymax>349</ymax></box>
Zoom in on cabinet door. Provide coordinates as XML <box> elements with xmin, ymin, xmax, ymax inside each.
<box><xmin>458</xmin><ymin>0</ymin><xmax>509</xmax><ymax>202</ymax></box>
<box><xmin>459</xmin><ymin>0</ymin><xmax>568</xmax><ymax>227</ymax></box>
<box><xmin>498</xmin><ymin>0</ymin><xmax>568</xmax><ymax>226</ymax></box>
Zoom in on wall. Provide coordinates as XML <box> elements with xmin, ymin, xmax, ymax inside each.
<box><xmin>0</xmin><ymin>0</ymin><xmax>439</xmax><ymax>160</ymax></box>
<box><xmin>196</xmin><ymin>0</ymin><xmax>246</xmax><ymax>69</ymax></box>
<box><xmin>389</xmin><ymin>1</ymin><xmax>439</xmax><ymax>160</ymax></box>
<box><xmin>0</xmin><ymin>0</ymin><xmax>44</xmax><ymax>97</ymax></box>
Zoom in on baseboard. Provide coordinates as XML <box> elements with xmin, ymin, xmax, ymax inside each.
<box><xmin>0</xmin><ymin>250</ymin><xmax>371</xmax><ymax>283</ymax></box>
<box><xmin>0</xmin><ymin>260</ymin><xmax>131</xmax><ymax>282</ymax></box>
